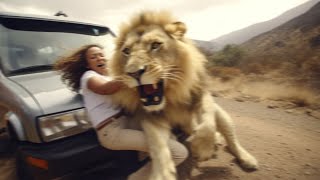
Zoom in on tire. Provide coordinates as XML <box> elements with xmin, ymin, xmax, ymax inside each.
<box><xmin>0</xmin><ymin>128</ymin><xmax>12</xmax><ymax>153</ymax></box>
<box><xmin>6</xmin><ymin>123</ymin><xmax>33</xmax><ymax>180</ymax></box>
<box><xmin>16</xmin><ymin>151</ymin><xmax>34</xmax><ymax>180</ymax></box>
<box><xmin>6</xmin><ymin>123</ymin><xmax>18</xmax><ymax>152</ymax></box>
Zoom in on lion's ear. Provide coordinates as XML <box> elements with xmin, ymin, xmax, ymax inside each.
<box><xmin>164</xmin><ymin>21</ymin><xmax>187</xmax><ymax>40</ymax></box>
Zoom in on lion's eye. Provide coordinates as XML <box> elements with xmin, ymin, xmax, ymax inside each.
<box><xmin>150</xmin><ymin>42</ymin><xmax>162</xmax><ymax>51</ymax></box>
<box><xmin>122</xmin><ymin>47</ymin><xmax>130</xmax><ymax>56</ymax></box>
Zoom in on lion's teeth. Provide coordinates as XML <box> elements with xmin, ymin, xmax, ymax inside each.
<box><xmin>140</xmin><ymin>98</ymin><xmax>147</xmax><ymax>102</ymax></box>
<box><xmin>152</xmin><ymin>83</ymin><xmax>158</xmax><ymax>89</ymax></box>
<box><xmin>154</xmin><ymin>96</ymin><xmax>160</xmax><ymax>101</ymax></box>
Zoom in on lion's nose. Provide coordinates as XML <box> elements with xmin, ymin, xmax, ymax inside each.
<box><xmin>127</xmin><ymin>68</ymin><xmax>145</xmax><ymax>79</ymax></box>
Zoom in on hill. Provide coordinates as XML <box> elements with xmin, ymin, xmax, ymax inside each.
<box><xmin>205</xmin><ymin>2</ymin><xmax>320</xmax><ymax>113</ymax></box>
<box><xmin>240</xmin><ymin>1</ymin><xmax>320</xmax><ymax>90</ymax></box>
<box><xmin>211</xmin><ymin>0</ymin><xmax>319</xmax><ymax>50</ymax></box>
<box><xmin>193</xmin><ymin>39</ymin><xmax>217</xmax><ymax>55</ymax></box>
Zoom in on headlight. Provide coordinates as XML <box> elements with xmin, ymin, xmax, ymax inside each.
<box><xmin>38</xmin><ymin>108</ymin><xmax>92</xmax><ymax>142</ymax></box>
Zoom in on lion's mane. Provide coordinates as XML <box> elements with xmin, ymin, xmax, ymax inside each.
<box><xmin>109</xmin><ymin>10</ymin><xmax>210</xmax><ymax>116</ymax></box>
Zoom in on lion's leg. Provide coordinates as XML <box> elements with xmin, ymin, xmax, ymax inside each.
<box><xmin>141</xmin><ymin>119</ymin><xmax>176</xmax><ymax>180</ymax></box>
<box><xmin>188</xmin><ymin>118</ymin><xmax>217</xmax><ymax>161</ymax></box>
<box><xmin>214</xmin><ymin>103</ymin><xmax>259</xmax><ymax>170</ymax></box>
<box><xmin>188</xmin><ymin>93</ymin><xmax>217</xmax><ymax>162</ymax></box>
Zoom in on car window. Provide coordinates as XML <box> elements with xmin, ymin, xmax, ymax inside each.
<box><xmin>0</xmin><ymin>22</ymin><xmax>114</xmax><ymax>76</ymax></box>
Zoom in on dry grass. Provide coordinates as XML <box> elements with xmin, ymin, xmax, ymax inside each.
<box><xmin>209</xmin><ymin>75</ymin><xmax>320</xmax><ymax>108</ymax></box>
<box><xmin>241</xmin><ymin>81</ymin><xmax>319</xmax><ymax>107</ymax></box>
<box><xmin>207</xmin><ymin>66</ymin><xmax>242</xmax><ymax>82</ymax></box>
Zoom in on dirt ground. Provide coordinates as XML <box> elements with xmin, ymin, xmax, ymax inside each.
<box><xmin>190</xmin><ymin>97</ymin><xmax>320</xmax><ymax>180</ymax></box>
<box><xmin>0</xmin><ymin>97</ymin><xmax>319</xmax><ymax>180</ymax></box>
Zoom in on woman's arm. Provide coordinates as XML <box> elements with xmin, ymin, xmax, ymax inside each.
<box><xmin>87</xmin><ymin>76</ymin><xmax>126</xmax><ymax>95</ymax></box>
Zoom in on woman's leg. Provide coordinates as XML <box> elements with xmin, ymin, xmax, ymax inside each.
<box><xmin>97</xmin><ymin>117</ymin><xmax>188</xmax><ymax>180</ymax></box>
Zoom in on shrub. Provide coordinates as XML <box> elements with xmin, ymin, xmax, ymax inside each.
<box><xmin>209</xmin><ymin>44</ymin><xmax>245</xmax><ymax>67</ymax></box>
<box><xmin>302</xmin><ymin>57</ymin><xmax>320</xmax><ymax>78</ymax></box>
<box><xmin>208</xmin><ymin>66</ymin><xmax>242</xmax><ymax>81</ymax></box>
<box><xmin>243</xmin><ymin>63</ymin><xmax>265</xmax><ymax>74</ymax></box>
<box><xmin>310</xmin><ymin>35</ymin><xmax>320</xmax><ymax>48</ymax></box>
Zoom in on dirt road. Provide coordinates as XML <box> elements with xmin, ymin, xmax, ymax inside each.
<box><xmin>191</xmin><ymin>97</ymin><xmax>320</xmax><ymax>180</ymax></box>
<box><xmin>1</xmin><ymin>97</ymin><xmax>319</xmax><ymax>180</ymax></box>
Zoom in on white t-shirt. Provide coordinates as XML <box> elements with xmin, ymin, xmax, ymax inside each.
<box><xmin>80</xmin><ymin>70</ymin><xmax>121</xmax><ymax>127</ymax></box>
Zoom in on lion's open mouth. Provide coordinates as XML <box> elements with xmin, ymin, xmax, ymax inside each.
<box><xmin>138</xmin><ymin>80</ymin><xmax>164</xmax><ymax>106</ymax></box>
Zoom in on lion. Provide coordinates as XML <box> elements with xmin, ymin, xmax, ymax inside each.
<box><xmin>108</xmin><ymin>10</ymin><xmax>258</xmax><ymax>180</ymax></box>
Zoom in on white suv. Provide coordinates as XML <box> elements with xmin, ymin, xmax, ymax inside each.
<box><xmin>0</xmin><ymin>12</ymin><xmax>144</xmax><ymax>180</ymax></box>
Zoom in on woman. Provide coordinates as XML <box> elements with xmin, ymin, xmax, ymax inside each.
<box><xmin>54</xmin><ymin>44</ymin><xmax>188</xmax><ymax>180</ymax></box>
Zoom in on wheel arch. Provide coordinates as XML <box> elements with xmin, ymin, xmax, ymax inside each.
<box><xmin>5</xmin><ymin>112</ymin><xmax>26</xmax><ymax>141</ymax></box>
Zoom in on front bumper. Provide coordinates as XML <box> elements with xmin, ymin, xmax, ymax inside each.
<box><xmin>18</xmin><ymin>130</ymin><xmax>144</xmax><ymax>180</ymax></box>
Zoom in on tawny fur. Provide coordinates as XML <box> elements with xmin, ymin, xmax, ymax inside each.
<box><xmin>109</xmin><ymin>10</ymin><xmax>258</xmax><ymax>180</ymax></box>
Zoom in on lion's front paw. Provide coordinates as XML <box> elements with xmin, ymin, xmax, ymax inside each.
<box><xmin>188</xmin><ymin>125</ymin><xmax>217</xmax><ymax>161</ymax></box>
<box><xmin>188</xmin><ymin>136</ymin><xmax>217</xmax><ymax>161</ymax></box>
<box><xmin>191</xmin><ymin>139</ymin><xmax>217</xmax><ymax>161</ymax></box>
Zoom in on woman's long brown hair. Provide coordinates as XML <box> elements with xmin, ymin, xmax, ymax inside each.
<box><xmin>54</xmin><ymin>44</ymin><xmax>103</xmax><ymax>92</ymax></box>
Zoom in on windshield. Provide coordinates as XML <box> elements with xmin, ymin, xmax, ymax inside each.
<box><xmin>0</xmin><ymin>21</ymin><xmax>115</xmax><ymax>76</ymax></box>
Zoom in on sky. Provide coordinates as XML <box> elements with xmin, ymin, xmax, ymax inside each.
<box><xmin>0</xmin><ymin>0</ymin><xmax>313</xmax><ymax>41</ymax></box>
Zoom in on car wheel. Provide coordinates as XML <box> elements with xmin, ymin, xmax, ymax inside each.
<box><xmin>6</xmin><ymin>122</ymin><xmax>18</xmax><ymax>152</ymax></box>
<box><xmin>16</xmin><ymin>151</ymin><xmax>34</xmax><ymax>180</ymax></box>
<box><xmin>7</xmin><ymin>123</ymin><xmax>33</xmax><ymax>180</ymax></box>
